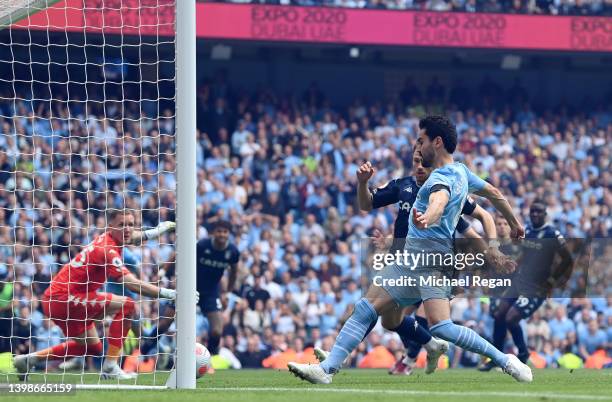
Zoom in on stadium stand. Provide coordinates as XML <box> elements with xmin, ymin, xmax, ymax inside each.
<box><xmin>1</xmin><ymin>72</ymin><xmax>610</xmax><ymax>371</ymax></box>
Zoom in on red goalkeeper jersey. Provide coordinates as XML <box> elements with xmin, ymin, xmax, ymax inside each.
<box><xmin>46</xmin><ymin>232</ymin><xmax>130</xmax><ymax>297</ymax></box>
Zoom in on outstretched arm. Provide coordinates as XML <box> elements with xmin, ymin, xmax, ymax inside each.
<box><xmin>474</xmin><ymin>183</ymin><xmax>524</xmax><ymax>238</ymax></box>
<box><xmin>414</xmin><ymin>189</ymin><xmax>449</xmax><ymax>229</ymax></box>
<box><xmin>469</xmin><ymin>204</ymin><xmax>497</xmax><ymax>240</ymax></box>
<box><xmin>122</xmin><ymin>272</ymin><xmax>173</xmax><ymax>299</ymax></box>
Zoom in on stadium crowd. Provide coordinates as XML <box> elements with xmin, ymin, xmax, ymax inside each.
<box><xmin>0</xmin><ymin>71</ymin><xmax>610</xmax><ymax>373</ymax></box>
<box><xmin>211</xmin><ymin>0</ymin><xmax>612</xmax><ymax>16</ymax></box>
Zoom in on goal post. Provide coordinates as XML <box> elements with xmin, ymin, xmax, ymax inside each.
<box><xmin>174</xmin><ymin>0</ymin><xmax>197</xmax><ymax>391</ymax></box>
<box><xmin>0</xmin><ymin>0</ymin><xmax>197</xmax><ymax>390</ymax></box>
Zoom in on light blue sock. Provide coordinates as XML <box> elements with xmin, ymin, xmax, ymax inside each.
<box><xmin>430</xmin><ymin>319</ymin><xmax>509</xmax><ymax>367</ymax></box>
<box><xmin>320</xmin><ymin>298</ymin><xmax>378</xmax><ymax>374</ymax></box>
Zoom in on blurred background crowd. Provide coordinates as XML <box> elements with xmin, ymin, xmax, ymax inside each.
<box><xmin>209</xmin><ymin>0</ymin><xmax>612</xmax><ymax>15</ymax></box>
<box><xmin>0</xmin><ymin>67</ymin><xmax>610</xmax><ymax>372</ymax></box>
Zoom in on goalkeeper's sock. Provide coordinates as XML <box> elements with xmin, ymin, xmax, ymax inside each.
<box><xmin>430</xmin><ymin>319</ymin><xmax>509</xmax><ymax>367</ymax></box>
<box><xmin>493</xmin><ymin>317</ymin><xmax>507</xmax><ymax>352</ymax></box>
<box><xmin>34</xmin><ymin>341</ymin><xmax>103</xmax><ymax>361</ymax></box>
<box><xmin>320</xmin><ymin>298</ymin><xmax>378</xmax><ymax>374</ymax></box>
<box><xmin>208</xmin><ymin>335</ymin><xmax>220</xmax><ymax>355</ymax></box>
<box><xmin>108</xmin><ymin>298</ymin><xmax>135</xmax><ymax>355</ymax></box>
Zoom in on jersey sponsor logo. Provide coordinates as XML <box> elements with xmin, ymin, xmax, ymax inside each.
<box><xmin>523</xmin><ymin>239</ymin><xmax>543</xmax><ymax>250</ymax></box>
<box><xmin>399</xmin><ymin>200</ymin><xmax>412</xmax><ymax>211</ymax></box>
<box><xmin>199</xmin><ymin>258</ymin><xmax>230</xmax><ymax>270</ymax></box>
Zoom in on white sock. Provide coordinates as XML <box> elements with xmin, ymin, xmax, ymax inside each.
<box><xmin>27</xmin><ymin>354</ymin><xmax>41</xmax><ymax>365</ymax></box>
<box><xmin>402</xmin><ymin>356</ymin><xmax>416</xmax><ymax>365</ymax></box>
<box><xmin>424</xmin><ymin>337</ymin><xmax>441</xmax><ymax>353</ymax></box>
<box><xmin>102</xmin><ymin>360</ymin><xmax>118</xmax><ymax>370</ymax></box>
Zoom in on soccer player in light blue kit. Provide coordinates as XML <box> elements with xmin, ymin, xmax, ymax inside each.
<box><xmin>288</xmin><ymin>115</ymin><xmax>532</xmax><ymax>384</ymax></box>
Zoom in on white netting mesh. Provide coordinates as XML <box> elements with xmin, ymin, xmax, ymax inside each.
<box><xmin>0</xmin><ymin>0</ymin><xmax>177</xmax><ymax>386</ymax></box>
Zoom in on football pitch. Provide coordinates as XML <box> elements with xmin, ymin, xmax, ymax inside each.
<box><xmin>3</xmin><ymin>369</ymin><xmax>612</xmax><ymax>402</ymax></box>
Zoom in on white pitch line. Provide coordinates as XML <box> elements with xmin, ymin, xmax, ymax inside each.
<box><xmin>206</xmin><ymin>386</ymin><xmax>612</xmax><ymax>401</ymax></box>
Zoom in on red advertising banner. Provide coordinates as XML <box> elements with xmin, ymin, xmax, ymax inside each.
<box><xmin>13</xmin><ymin>2</ymin><xmax>612</xmax><ymax>52</ymax></box>
<box><xmin>197</xmin><ymin>4</ymin><xmax>612</xmax><ymax>52</ymax></box>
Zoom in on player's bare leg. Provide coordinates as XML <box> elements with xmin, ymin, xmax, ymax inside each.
<box><xmin>206</xmin><ymin>311</ymin><xmax>223</xmax><ymax>355</ymax></box>
<box><xmin>424</xmin><ymin>298</ymin><xmax>532</xmax><ymax>382</ymax></box>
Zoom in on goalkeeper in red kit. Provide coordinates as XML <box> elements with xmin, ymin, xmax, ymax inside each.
<box><xmin>14</xmin><ymin>209</ymin><xmax>178</xmax><ymax>380</ymax></box>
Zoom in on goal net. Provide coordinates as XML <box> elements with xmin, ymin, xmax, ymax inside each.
<box><xmin>0</xmin><ymin>0</ymin><xmax>193</xmax><ymax>389</ymax></box>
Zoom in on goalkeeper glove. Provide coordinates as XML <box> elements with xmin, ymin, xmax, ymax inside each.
<box><xmin>159</xmin><ymin>288</ymin><xmax>176</xmax><ymax>300</ymax></box>
<box><xmin>159</xmin><ymin>288</ymin><xmax>200</xmax><ymax>303</ymax></box>
<box><xmin>144</xmin><ymin>221</ymin><xmax>176</xmax><ymax>241</ymax></box>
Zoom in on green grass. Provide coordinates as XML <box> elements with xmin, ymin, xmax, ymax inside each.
<box><xmin>2</xmin><ymin>369</ymin><xmax>612</xmax><ymax>402</ymax></box>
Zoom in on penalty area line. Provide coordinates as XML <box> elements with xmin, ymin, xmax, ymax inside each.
<box><xmin>205</xmin><ymin>386</ymin><xmax>612</xmax><ymax>401</ymax></box>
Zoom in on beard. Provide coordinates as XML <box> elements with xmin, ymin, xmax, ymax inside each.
<box><xmin>421</xmin><ymin>151</ymin><xmax>434</xmax><ymax>168</ymax></box>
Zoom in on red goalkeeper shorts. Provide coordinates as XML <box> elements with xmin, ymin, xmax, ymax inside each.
<box><xmin>42</xmin><ymin>292</ymin><xmax>114</xmax><ymax>338</ymax></box>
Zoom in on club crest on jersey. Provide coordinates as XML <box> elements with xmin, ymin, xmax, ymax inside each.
<box><xmin>453</xmin><ymin>181</ymin><xmax>463</xmax><ymax>195</ymax></box>
<box><xmin>404</xmin><ymin>186</ymin><xmax>413</xmax><ymax>193</ymax></box>
<box><xmin>225</xmin><ymin>250</ymin><xmax>231</xmax><ymax>260</ymax></box>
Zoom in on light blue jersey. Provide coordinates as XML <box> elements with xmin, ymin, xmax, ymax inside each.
<box><xmin>408</xmin><ymin>162</ymin><xmax>486</xmax><ymax>242</ymax></box>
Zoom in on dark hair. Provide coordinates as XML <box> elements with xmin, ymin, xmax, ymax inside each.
<box><xmin>530</xmin><ymin>199</ymin><xmax>547</xmax><ymax>211</ymax></box>
<box><xmin>419</xmin><ymin>115</ymin><xmax>457</xmax><ymax>153</ymax></box>
<box><xmin>212</xmin><ymin>220</ymin><xmax>232</xmax><ymax>233</ymax></box>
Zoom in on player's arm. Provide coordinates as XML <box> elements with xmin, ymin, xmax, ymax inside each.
<box><xmin>414</xmin><ymin>187</ymin><xmax>449</xmax><ymax>229</ymax></box>
<box><xmin>225</xmin><ymin>246</ymin><xmax>240</xmax><ymax>294</ymax></box>
<box><xmin>122</xmin><ymin>271</ymin><xmax>173</xmax><ymax>299</ymax></box>
<box><xmin>227</xmin><ymin>263</ymin><xmax>238</xmax><ymax>294</ymax></box>
<box><xmin>548</xmin><ymin>234</ymin><xmax>574</xmax><ymax>289</ymax></box>
<box><xmin>158</xmin><ymin>251</ymin><xmax>176</xmax><ymax>279</ymax></box>
<box><xmin>473</xmin><ymin>183</ymin><xmax>524</xmax><ymax>238</ymax></box>
<box><xmin>129</xmin><ymin>221</ymin><xmax>176</xmax><ymax>245</ymax></box>
<box><xmin>469</xmin><ymin>204</ymin><xmax>497</xmax><ymax>240</ymax></box>
<box><xmin>356</xmin><ymin>161</ymin><xmax>375</xmax><ymax>211</ymax></box>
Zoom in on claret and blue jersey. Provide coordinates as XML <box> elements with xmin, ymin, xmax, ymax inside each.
<box><xmin>196</xmin><ymin>238</ymin><xmax>240</xmax><ymax>294</ymax></box>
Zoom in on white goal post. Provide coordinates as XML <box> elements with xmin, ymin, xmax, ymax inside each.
<box><xmin>174</xmin><ymin>0</ymin><xmax>197</xmax><ymax>391</ymax></box>
<box><xmin>0</xmin><ymin>0</ymin><xmax>197</xmax><ymax>390</ymax></box>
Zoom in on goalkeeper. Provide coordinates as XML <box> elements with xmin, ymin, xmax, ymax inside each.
<box><xmin>14</xmin><ymin>210</ymin><xmax>178</xmax><ymax>380</ymax></box>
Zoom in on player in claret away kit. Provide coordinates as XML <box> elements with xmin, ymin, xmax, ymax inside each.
<box><xmin>13</xmin><ymin>209</ymin><xmax>178</xmax><ymax>380</ymax></box>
